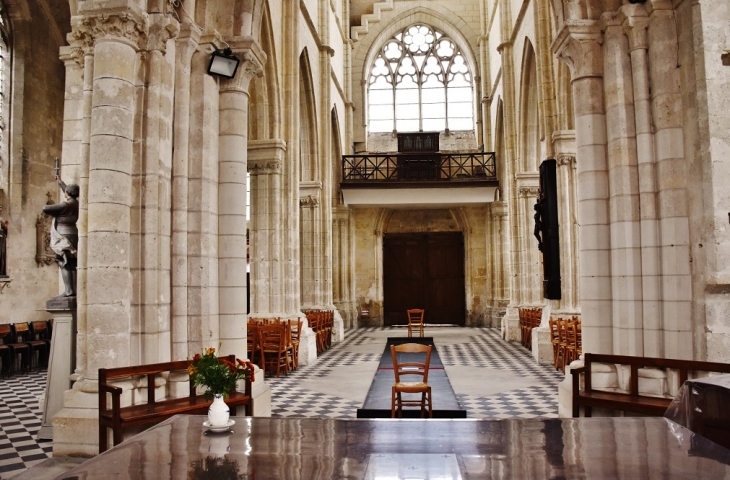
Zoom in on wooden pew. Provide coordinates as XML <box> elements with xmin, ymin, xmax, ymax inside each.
<box><xmin>99</xmin><ymin>355</ymin><xmax>252</xmax><ymax>453</ymax></box>
<box><xmin>571</xmin><ymin>353</ymin><xmax>730</xmax><ymax>417</ymax></box>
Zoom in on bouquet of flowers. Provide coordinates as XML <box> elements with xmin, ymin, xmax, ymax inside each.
<box><xmin>188</xmin><ymin>347</ymin><xmax>255</xmax><ymax>399</ymax></box>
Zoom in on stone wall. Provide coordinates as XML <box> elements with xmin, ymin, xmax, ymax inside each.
<box><xmin>0</xmin><ymin>0</ymin><xmax>69</xmax><ymax>325</ymax></box>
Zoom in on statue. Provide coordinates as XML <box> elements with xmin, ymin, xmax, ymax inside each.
<box><xmin>0</xmin><ymin>205</ymin><xmax>7</xmax><ymax>277</ymax></box>
<box><xmin>43</xmin><ymin>177</ymin><xmax>79</xmax><ymax>297</ymax></box>
<box><xmin>533</xmin><ymin>198</ymin><xmax>543</xmax><ymax>252</ymax></box>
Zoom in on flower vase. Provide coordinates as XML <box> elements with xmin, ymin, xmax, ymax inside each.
<box><xmin>208</xmin><ymin>394</ymin><xmax>230</xmax><ymax>427</ymax></box>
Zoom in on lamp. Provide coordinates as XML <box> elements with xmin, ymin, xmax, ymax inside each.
<box><xmin>207</xmin><ymin>48</ymin><xmax>240</xmax><ymax>79</ymax></box>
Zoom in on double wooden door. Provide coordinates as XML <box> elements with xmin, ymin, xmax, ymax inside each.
<box><xmin>383</xmin><ymin>232</ymin><xmax>466</xmax><ymax>326</ymax></box>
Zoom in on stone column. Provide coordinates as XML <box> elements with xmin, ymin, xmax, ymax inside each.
<box><xmin>621</xmin><ymin>8</ymin><xmax>662</xmax><ymax>357</ymax></box>
<box><xmin>53</xmin><ymin>10</ymin><xmax>147</xmax><ymax>456</ymax></box>
<box><xmin>332</xmin><ymin>209</ymin><xmax>357</xmax><ymax>328</ymax></box>
<box><xmin>603</xmin><ymin>16</ymin><xmax>644</xmax><ymax>355</ymax></box>
<box><xmin>647</xmin><ymin>4</ymin><xmax>692</xmax><ymax>360</ymax></box>
<box><xmin>248</xmin><ymin>140</ymin><xmax>286</xmax><ymax>317</ymax></box>
<box><xmin>134</xmin><ymin>15</ymin><xmax>178</xmax><ymax>363</ymax></box>
<box><xmin>171</xmin><ymin>23</ymin><xmax>201</xmax><ymax>360</ymax></box>
<box><xmin>217</xmin><ymin>38</ymin><xmax>264</xmax><ymax>358</ymax></box>
<box><xmin>554</xmin><ymin>21</ymin><xmax>612</xmax><ymax>354</ymax></box>
<box><xmin>556</xmin><ymin>153</ymin><xmax>579</xmax><ymax>312</ymax></box>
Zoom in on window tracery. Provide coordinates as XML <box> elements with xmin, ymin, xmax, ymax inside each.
<box><xmin>368</xmin><ymin>24</ymin><xmax>474</xmax><ymax>133</ymax></box>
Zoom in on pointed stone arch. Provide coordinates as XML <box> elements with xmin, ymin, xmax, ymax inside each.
<box><xmin>248</xmin><ymin>0</ymin><xmax>280</xmax><ymax>141</ymax></box>
<box><xmin>298</xmin><ymin>48</ymin><xmax>318</xmax><ymax>182</ymax></box>
<box><xmin>518</xmin><ymin>38</ymin><xmax>540</xmax><ymax>173</ymax></box>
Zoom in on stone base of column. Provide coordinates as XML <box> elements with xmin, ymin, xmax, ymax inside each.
<box><xmin>501</xmin><ymin>307</ymin><xmax>520</xmax><ymax>342</ymax></box>
<box><xmin>298</xmin><ymin>322</ymin><xmax>318</xmax><ymax>367</ymax></box>
<box><xmin>251</xmin><ymin>369</ymin><xmax>272</xmax><ymax>417</ymax></box>
<box><xmin>557</xmin><ymin>359</ymin><xmax>582</xmax><ymax>418</ymax></box>
<box><xmin>52</xmin><ymin>379</ymin><xmax>100</xmax><ymax>457</ymax></box>
<box><xmin>531</xmin><ymin>326</ymin><xmax>554</xmax><ymax>365</ymax></box>
<box><xmin>332</xmin><ymin>310</ymin><xmax>345</xmax><ymax>344</ymax></box>
<box><xmin>334</xmin><ymin>300</ymin><xmax>358</xmax><ymax>329</ymax></box>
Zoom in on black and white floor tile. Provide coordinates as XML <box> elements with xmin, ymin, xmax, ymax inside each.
<box><xmin>0</xmin><ymin>372</ymin><xmax>53</xmax><ymax>479</ymax></box>
<box><xmin>0</xmin><ymin>327</ymin><xmax>565</xmax><ymax>478</ymax></box>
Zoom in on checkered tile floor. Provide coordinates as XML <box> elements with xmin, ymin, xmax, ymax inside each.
<box><xmin>0</xmin><ymin>327</ymin><xmax>564</xmax><ymax>478</ymax></box>
<box><xmin>0</xmin><ymin>372</ymin><xmax>52</xmax><ymax>479</ymax></box>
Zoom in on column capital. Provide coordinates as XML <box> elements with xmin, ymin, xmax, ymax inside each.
<box><xmin>619</xmin><ymin>5</ymin><xmax>649</xmax><ymax>52</ymax></box>
<box><xmin>491</xmin><ymin>200</ymin><xmax>509</xmax><ymax>218</ymax></box>
<box><xmin>248</xmin><ymin>139</ymin><xmax>286</xmax><ymax>175</ymax></box>
<box><xmin>552</xmin><ymin>20</ymin><xmax>604</xmax><ymax>81</ymax></box>
<box><xmin>146</xmin><ymin>13</ymin><xmax>179</xmax><ymax>52</ymax></box>
<box><xmin>220</xmin><ymin>37</ymin><xmax>266</xmax><ymax>93</ymax></box>
<box><xmin>69</xmin><ymin>10</ymin><xmax>148</xmax><ymax>51</ymax></box>
<box><xmin>557</xmin><ymin>154</ymin><xmax>576</xmax><ymax>167</ymax></box>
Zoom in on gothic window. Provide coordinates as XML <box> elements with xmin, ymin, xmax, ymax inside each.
<box><xmin>367</xmin><ymin>24</ymin><xmax>474</xmax><ymax>133</ymax></box>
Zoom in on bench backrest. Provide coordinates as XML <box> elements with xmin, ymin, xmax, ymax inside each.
<box><xmin>583</xmin><ymin>353</ymin><xmax>730</xmax><ymax>396</ymax></box>
<box><xmin>99</xmin><ymin>354</ymin><xmax>239</xmax><ymax>407</ymax></box>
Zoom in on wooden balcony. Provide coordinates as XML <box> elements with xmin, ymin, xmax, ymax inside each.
<box><xmin>340</xmin><ymin>151</ymin><xmax>499</xmax><ymax>208</ymax></box>
<box><xmin>341</xmin><ymin>151</ymin><xmax>497</xmax><ymax>183</ymax></box>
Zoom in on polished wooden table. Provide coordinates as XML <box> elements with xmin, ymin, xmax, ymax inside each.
<box><xmin>59</xmin><ymin>415</ymin><xmax>730</xmax><ymax>479</ymax></box>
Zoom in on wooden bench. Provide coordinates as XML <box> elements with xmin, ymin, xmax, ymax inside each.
<box><xmin>572</xmin><ymin>353</ymin><xmax>730</xmax><ymax>417</ymax></box>
<box><xmin>99</xmin><ymin>355</ymin><xmax>252</xmax><ymax>453</ymax></box>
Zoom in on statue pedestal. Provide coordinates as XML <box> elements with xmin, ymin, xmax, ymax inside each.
<box><xmin>38</xmin><ymin>296</ymin><xmax>77</xmax><ymax>440</ymax></box>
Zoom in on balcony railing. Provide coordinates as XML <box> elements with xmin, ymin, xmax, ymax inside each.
<box><xmin>341</xmin><ymin>152</ymin><xmax>497</xmax><ymax>183</ymax></box>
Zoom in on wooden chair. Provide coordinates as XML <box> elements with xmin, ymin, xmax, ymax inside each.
<box><xmin>565</xmin><ymin>321</ymin><xmax>578</xmax><ymax>367</ymax></box>
<box><xmin>390</xmin><ymin>343</ymin><xmax>433</xmax><ymax>418</ymax></box>
<box><xmin>258</xmin><ymin>323</ymin><xmax>289</xmax><ymax>378</ymax></box>
<box><xmin>359</xmin><ymin>299</ymin><xmax>371</xmax><ymax>326</ymax></box>
<box><xmin>30</xmin><ymin>321</ymin><xmax>52</xmax><ymax>369</ymax></box>
<box><xmin>406</xmin><ymin>309</ymin><xmax>425</xmax><ymax>337</ymax></box>
<box><xmin>0</xmin><ymin>341</ymin><xmax>9</xmax><ymax>377</ymax></box>
<box><xmin>0</xmin><ymin>324</ymin><xmax>31</xmax><ymax>374</ymax></box>
<box><xmin>288</xmin><ymin>319</ymin><xmax>302</xmax><ymax>369</ymax></box>
<box><xmin>556</xmin><ymin>319</ymin><xmax>569</xmax><ymax>372</ymax></box>
<box><xmin>247</xmin><ymin>322</ymin><xmax>260</xmax><ymax>368</ymax></box>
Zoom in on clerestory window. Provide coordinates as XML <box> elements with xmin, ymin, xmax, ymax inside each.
<box><xmin>367</xmin><ymin>24</ymin><xmax>474</xmax><ymax>133</ymax></box>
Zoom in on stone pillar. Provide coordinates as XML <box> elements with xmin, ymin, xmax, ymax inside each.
<box><xmin>53</xmin><ymin>10</ymin><xmax>147</xmax><ymax>456</ymax></box>
<box><xmin>554</xmin><ymin>21</ymin><xmax>612</xmax><ymax>354</ymax></box>
<box><xmin>332</xmin><ymin>209</ymin><xmax>357</xmax><ymax>328</ymax></box>
<box><xmin>555</xmin><ymin>153</ymin><xmax>579</xmax><ymax>312</ymax></box>
<box><xmin>647</xmin><ymin>4</ymin><xmax>692</xmax><ymax>360</ymax></box>
<box><xmin>171</xmin><ymin>23</ymin><xmax>201</xmax><ymax>360</ymax></box>
<box><xmin>621</xmin><ymin>7</ymin><xmax>662</xmax><ymax>357</ymax></box>
<box><xmin>299</xmin><ymin>182</ymin><xmax>322</xmax><ymax>307</ymax></box>
<box><xmin>134</xmin><ymin>15</ymin><xmax>178</xmax><ymax>364</ymax></box>
<box><xmin>248</xmin><ymin>140</ymin><xmax>286</xmax><ymax>317</ymax></box>
<box><xmin>217</xmin><ymin>39</ymin><xmax>264</xmax><ymax>358</ymax></box>
<box><xmin>603</xmin><ymin>16</ymin><xmax>644</xmax><ymax>355</ymax></box>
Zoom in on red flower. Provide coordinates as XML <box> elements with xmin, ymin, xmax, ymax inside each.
<box><xmin>193</xmin><ymin>353</ymin><xmax>201</xmax><ymax>362</ymax></box>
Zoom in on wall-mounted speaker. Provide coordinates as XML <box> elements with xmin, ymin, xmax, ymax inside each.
<box><xmin>536</xmin><ymin>159</ymin><xmax>561</xmax><ymax>300</ymax></box>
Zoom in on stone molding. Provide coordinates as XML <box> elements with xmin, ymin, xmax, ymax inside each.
<box><xmin>248</xmin><ymin>139</ymin><xmax>286</xmax><ymax>175</ymax></box>
<box><xmin>491</xmin><ymin>200</ymin><xmax>509</xmax><ymax>218</ymax></box>
<box><xmin>557</xmin><ymin>155</ymin><xmax>576</xmax><ymax>167</ymax></box>
<box><xmin>518</xmin><ymin>186</ymin><xmax>540</xmax><ymax>198</ymax></box>
<box><xmin>248</xmin><ymin>161</ymin><xmax>282</xmax><ymax>175</ymax></box>
<box><xmin>300</xmin><ymin>195</ymin><xmax>320</xmax><ymax>208</ymax></box>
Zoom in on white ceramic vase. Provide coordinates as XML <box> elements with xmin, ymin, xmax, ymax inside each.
<box><xmin>208</xmin><ymin>394</ymin><xmax>230</xmax><ymax>427</ymax></box>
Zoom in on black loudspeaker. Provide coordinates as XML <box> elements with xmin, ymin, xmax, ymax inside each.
<box><xmin>536</xmin><ymin>159</ymin><xmax>561</xmax><ymax>299</ymax></box>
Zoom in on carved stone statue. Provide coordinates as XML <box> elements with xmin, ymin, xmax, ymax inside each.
<box><xmin>43</xmin><ymin>178</ymin><xmax>79</xmax><ymax>297</ymax></box>
<box><xmin>0</xmin><ymin>205</ymin><xmax>7</xmax><ymax>277</ymax></box>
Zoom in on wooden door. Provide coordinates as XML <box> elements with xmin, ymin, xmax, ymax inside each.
<box><xmin>383</xmin><ymin>232</ymin><xmax>466</xmax><ymax>326</ymax></box>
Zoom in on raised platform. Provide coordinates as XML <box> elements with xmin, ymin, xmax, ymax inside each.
<box><xmin>356</xmin><ymin>336</ymin><xmax>467</xmax><ymax>418</ymax></box>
